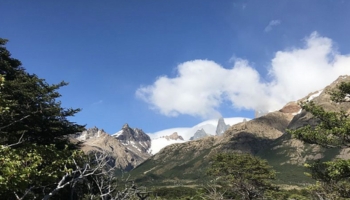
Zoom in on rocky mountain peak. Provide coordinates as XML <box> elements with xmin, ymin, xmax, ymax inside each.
<box><xmin>190</xmin><ymin>128</ymin><xmax>210</xmax><ymax>140</ymax></box>
<box><xmin>115</xmin><ymin>124</ymin><xmax>150</xmax><ymax>143</ymax></box>
<box><xmin>72</xmin><ymin>124</ymin><xmax>153</xmax><ymax>171</ymax></box>
<box><xmin>216</xmin><ymin>117</ymin><xmax>230</xmax><ymax>136</ymax></box>
<box><xmin>73</xmin><ymin>127</ymin><xmax>107</xmax><ymax>141</ymax></box>
<box><xmin>122</xmin><ymin>123</ymin><xmax>130</xmax><ymax>129</ymax></box>
<box><xmin>113</xmin><ymin>124</ymin><xmax>151</xmax><ymax>155</ymax></box>
<box><xmin>161</xmin><ymin>132</ymin><xmax>184</xmax><ymax>141</ymax></box>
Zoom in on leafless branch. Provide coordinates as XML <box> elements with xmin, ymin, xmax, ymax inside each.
<box><xmin>12</xmin><ymin>150</ymin><xmax>140</xmax><ymax>200</ymax></box>
<box><xmin>202</xmin><ymin>183</ymin><xmax>225</xmax><ymax>200</ymax></box>
<box><xmin>5</xmin><ymin>131</ymin><xmax>26</xmax><ymax>148</ymax></box>
<box><xmin>14</xmin><ymin>186</ymin><xmax>34</xmax><ymax>200</ymax></box>
<box><xmin>41</xmin><ymin>151</ymin><xmax>116</xmax><ymax>200</ymax></box>
<box><xmin>0</xmin><ymin>114</ymin><xmax>30</xmax><ymax>130</ymax></box>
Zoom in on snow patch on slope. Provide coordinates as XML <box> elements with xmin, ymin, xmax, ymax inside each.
<box><xmin>308</xmin><ymin>90</ymin><xmax>323</xmax><ymax>101</ymax></box>
<box><xmin>112</xmin><ymin>130</ymin><xmax>123</xmax><ymax>137</ymax></box>
<box><xmin>149</xmin><ymin>138</ymin><xmax>186</xmax><ymax>154</ymax></box>
<box><xmin>292</xmin><ymin>109</ymin><xmax>302</xmax><ymax>116</ymax></box>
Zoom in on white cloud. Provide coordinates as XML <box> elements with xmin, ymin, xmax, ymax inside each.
<box><xmin>136</xmin><ymin>32</ymin><xmax>350</xmax><ymax>118</ymax></box>
<box><xmin>264</xmin><ymin>20</ymin><xmax>281</xmax><ymax>32</ymax></box>
<box><xmin>136</xmin><ymin>60</ymin><xmax>225</xmax><ymax>118</ymax></box>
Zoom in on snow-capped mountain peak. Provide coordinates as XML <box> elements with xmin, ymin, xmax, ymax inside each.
<box><xmin>147</xmin><ymin>117</ymin><xmax>249</xmax><ymax>154</ymax></box>
<box><xmin>113</xmin><ymin>123</ymin><xmax>151</xmax><ymax>152</ymax></box>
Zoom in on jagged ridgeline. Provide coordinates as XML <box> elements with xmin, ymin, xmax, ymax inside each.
<box><xmin>72</xmin><ymin>124</ymin><xmax>152</xmax><ymax>171</ymax></box>
<box><xmin>71</xmin><ymin>118</ymin><xmax>243</xmax><ymax>173</ymax></box>
<box><xmin>131</xmin><ymin>76</ymin><xmax>350</xmax><ymax>187</ymax></box>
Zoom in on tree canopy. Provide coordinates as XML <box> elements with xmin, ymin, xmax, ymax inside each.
<box><xmin>207</xmin><ymin>152</ymin><xmax>276</xmax><ymax>200</ymax></box>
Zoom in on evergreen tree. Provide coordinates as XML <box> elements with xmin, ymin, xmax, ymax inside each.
<box><xmin>207</xmin><ymin>153</ymin><xmax>276</xmax><ymax>200</ymax></box>
<box><xmin>0</xmin><ymin>38</ymin><xmax>83</xmax><ymax>145</ymax></box>
<box><xmin>289</xmin><ymin>81</ymin><xmax>350</xmax><ymax>199</ymax></box>
<box><xmin>0</xmin><ymin>38</ymin><xmax>84</xmax><ymax>199</ymax></box>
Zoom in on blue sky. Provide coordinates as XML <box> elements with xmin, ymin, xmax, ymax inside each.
<box><xmin>1</xmin><ymin>0</ymin><xmax>350</xmax><ymax>134</ymax></box>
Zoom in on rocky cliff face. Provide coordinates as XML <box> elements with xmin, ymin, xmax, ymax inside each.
<box><xmin>73</xmin><ymin>124</ymin><xmax>152</xmax><ymax>171</ymax></box>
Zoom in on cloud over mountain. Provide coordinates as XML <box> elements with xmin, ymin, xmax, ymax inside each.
<box><xmin>136</xmin><ymin>32</ymin><xmax>350</xmax><ymax>118</ymax></box>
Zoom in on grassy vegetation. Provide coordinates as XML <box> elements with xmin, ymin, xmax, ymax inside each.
<box><xmin>257</xmin><ymin>134</ymin><xmax>314</xmax><ymax>186</ymax></box>
<box><xmin>133</xmin><ymin>138</ymin><xmax>320</xmax><ymax>188</ymax></box>
<box><xmin>137</xmin><ymin>186</ymin><xmax>313</xmax><ymax>200</ymax></box>
<box><xmin>131</xmin><ymin>148</ymin><xmax>213</xmax><ymax>187</ymax></box>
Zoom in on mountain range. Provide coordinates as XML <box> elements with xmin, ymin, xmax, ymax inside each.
<box><xmin>72</xmin><ymin>75</ymin><xmax>350</xmax><ymax>187</ymax></box>
<box><xmin>72</xmin><ymin>116</ymin><xmax>248</xmax><ymax>170</ymax></box>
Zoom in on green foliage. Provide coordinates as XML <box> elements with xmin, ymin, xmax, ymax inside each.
<box><xmin>304</xmin><ymin>159</ymin><xmax>350</xmax><ymax>182</ymax></box>
<box><xmin>264</xmin><ymin>188</ymin><xmax>312</xmax><ymax>200</ymax></box>
<box><xmin>330</xmin><ymin>82</ymin><xmax>350</xmax><ymax>103</ymax></box>
<box><xmin>0</xmin><ymin>145</ymin><xmax>85</xmax><ymax>198</ymax></box>
<box><xmin>290</xmin><ymin>101</ymin><xmax>350</xmax><ymax>148</ymax></box>
<box><xmin>288</xmin><ymin>81</ymin><xmax>350</xmax><ymax>199</ymax></box>
<box><xmin>0</xmin><ymin>38</ymin><xmax>84</xmax><ymax>199</ymax></box>
<box><xmin>207</xmin><ymin>153</ymin><xmax>276</xmax><ymax>199</ymax></box>
<box><xmin>132</xmin><ymin>148</ymin><xmax>212</xmax><ymax>187</ymax></box>
<box><xmin>0</xmin><ymin>74</ymin><xmax>10</xmax><ymax>113</ymax></box>
<box><xmin>301</xmin><ymin>160</ymin><xmax>350</xmax><ymax>199</ymax></box>
<box><xmin>305</xmin><ymin>180</ymin><xmax>350</xmax><ymax>200</ymax></box>
<box><xmin>152</xmin><ymin>187</ymin><xmax>203</xmax><ymax>199</ymax></box>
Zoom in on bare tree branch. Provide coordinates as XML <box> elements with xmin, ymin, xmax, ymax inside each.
<box><xmin>4</xmin><ymin>131</ymin><xmax>26</xmax><ymax>148</ymax></box>
<box><xmin>12</xmin><ymin>150</ymin><xmax>144</xmax><ymax>200</ymax></box>
<box><xmin>14</xmin><ymin>186</ymin><xmax>34</xmax><ymax>200</ymax></box>
<box><xmin>0</xmin><ymin>114</ymin><xmax>30</xmax><ymax>130</ymax></box>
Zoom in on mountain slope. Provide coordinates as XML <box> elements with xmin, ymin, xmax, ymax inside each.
<box><xmin>132</xmin><ymin>76</ymin><xmax>350</xmax><ymax>186</ymax></box>
<box><xmin>257</xmin><ymin>75</ymin><xmax>350</xmax><ymax>184</ymax></box>
<box><xmin>132</xmin><ymin>111</ymin><xmax>293</xmax><ymax>185</ymax></box>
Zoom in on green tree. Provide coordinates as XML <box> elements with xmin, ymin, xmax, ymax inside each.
<box><xmin>0</xmin><ymin>38</ymin><xmax>84</xmax><ymax>199</ymax></box>
<box><xmin>0</xmin><ymin>38</ymin><xmax>83</xmax><ymax>145</ymax></box>
<box><xmin>289</xmin><ymin>81</ymin><xmax>350</xmax><ymax>199</ymax></box>
<box><xmin>207</xmin><ymin>153</ymin><xmax>276</xmax><ymax>200</ymax></box>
